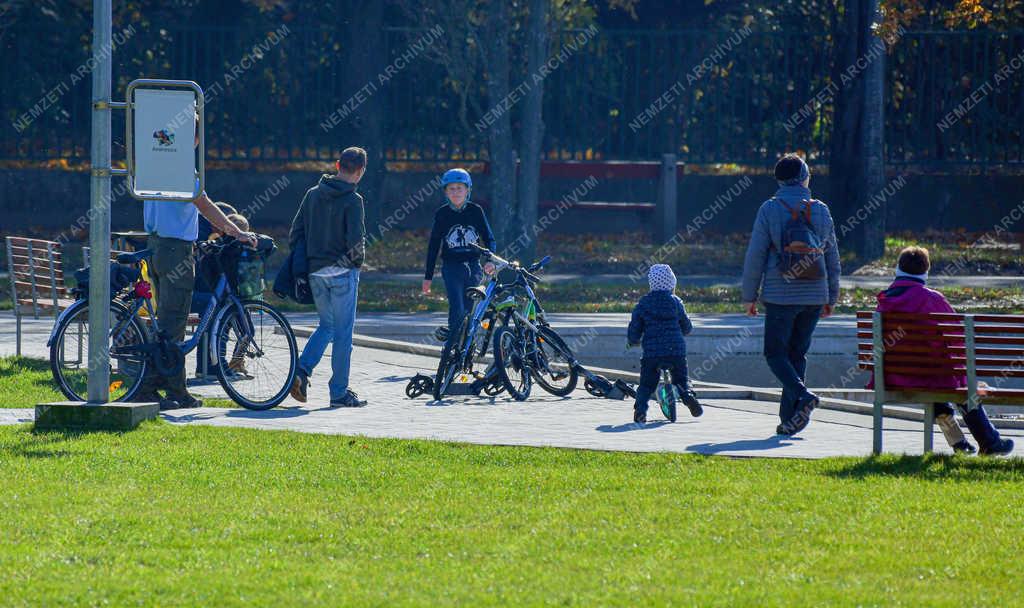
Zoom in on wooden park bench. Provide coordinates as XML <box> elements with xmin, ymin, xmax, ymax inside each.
<box><xmin>858</xmin><ymin>310</ymin><xmax>1024</xmax><ymax>454</ymax></box>
<box><xmin>5</xmin><ymin>237</ymin><xmax>73</xmax><ymax>355</ymax></box>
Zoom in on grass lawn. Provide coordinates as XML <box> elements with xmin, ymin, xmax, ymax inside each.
<box><xmin>355</xmin><ymin>229</ymin><xmax>1023</xmax><ymax>277</ymax></box>
<box><xmin>0</xmin><ymin>356</ymin><xmax>235</xmax><ymax>408</ymax></box>
<box><xmin>356</xmin><ymin>230</ymin><xmax>1024</xmax><ymax>277</ymax></box>
<box><xmin>266</xmin><ymin>281</ymin><xmax>1024</xmax><ymax>315</ymax></box>
<box><xmin>0</xmin><ymin>422</ymin><xmax>1022</xmax><ymax>606</ymax></box>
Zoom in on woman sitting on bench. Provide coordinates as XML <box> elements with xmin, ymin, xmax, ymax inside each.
<box><xmin>870</xmin><ymin>246</ymin><xmax>1013</xmax><ymax>456</ymax></box>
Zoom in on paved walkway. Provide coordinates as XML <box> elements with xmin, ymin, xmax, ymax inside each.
<box><xmin>361</xmin><ymin>272</ymin><xmax>1024</xmax><ymax>289</ymax></box>
<box><xmin>3</xmin><ymin>312</ymin><xmax>1021</xmax><ymax>458</ymax></box>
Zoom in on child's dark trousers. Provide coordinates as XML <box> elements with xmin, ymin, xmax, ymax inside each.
<box><xmin>634</xmin><ymin>355</ymin><xmax>689</xmax><ymax>414</ymax></box>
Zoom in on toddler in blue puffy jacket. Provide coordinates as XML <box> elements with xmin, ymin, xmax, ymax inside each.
<box><xmin>627</xmin><ymin>264</ymin><xmax>702</xmax><ymax>423</ymax></box>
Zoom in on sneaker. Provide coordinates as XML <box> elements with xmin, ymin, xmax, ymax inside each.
<box><xmin>952</xmin><ymin>439</ymin><xmax>977</xmax><ymax>454</ymax></box>
<box><xmin>330</xmin><ymin>389</ymin><xmax>367</xmax><ymax>408</ymax></box>
<box><xmin>434</xmin><ymin>326</ymin><xmax>450</xmax><ymax>342</ymax></box>
<box><xmin>979</xmin><ymin>438</ymin><xmax>1014</xmax><ymax>456</ymax></box>
<box><xmin>777</xmin><ymin>392</ymin><xmax>819</xmax><ymax>435</ymax></box>
<box><xmin>165</xmin><ymin>394</ymin><xmax>203</xmax><ymax>409</ymax></box>
<box><xmin>633</xmin><ymin>406</ymin><xmax>647</xmax><ymax>424</ymax></box>
<box><xmin>131</xmin><ymin>390</ymin><xmax>162</xmax><ymax>403</ymax></box>
<box><xmin>290</xmin><ymin>369</ymin><xmax>309</xmax><ymax>403</ymax></box>
<box><xmin>158</xmin><ymin>397</ymin><xmax>186</xmax><ymax>411</ymax></box>
<box><xmin>681</xmin><ymin>389</ymin><xmax>703</xmax><ymax>418</ymax></box>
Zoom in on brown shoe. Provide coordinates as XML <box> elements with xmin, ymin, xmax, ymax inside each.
<box><xmin>228</xmin><ymin>356</ymin><xmax>248</xmax><ymax>375</ymax></box>
<box><xmin>290</xmin><ymin>370</ymin><xmax>308</xmax><ymax>403</ymax></box>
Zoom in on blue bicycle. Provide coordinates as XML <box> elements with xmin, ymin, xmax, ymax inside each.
<box><xmin>431</xmin><ymin>245</ymin><xmax>578</xmax><ymax>401</ymax></box>
<box><xmin>48</xmin><ymin>236</ymin><xmax>298</xmax><ymax>410</ymax></box>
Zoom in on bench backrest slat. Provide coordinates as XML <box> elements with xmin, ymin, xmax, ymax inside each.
<box><xmin>5</xmin><ymin>237</ymin><xmax>16</xmax><ymax>314</ymax></box>
<box><xmin>5</xmin><ymin>237</ymin><xmax>67</xmax><ymax>318</ymax></box>
<box><xmin>858</xmin><ymin>310</ymin><xmax>1024</xmax><ymax>385</ymax></box>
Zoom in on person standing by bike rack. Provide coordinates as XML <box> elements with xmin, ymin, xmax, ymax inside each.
<box><xmin>136</xmin><ymin>117</ymin><xmax>256</xmax><ymax>410</ymax></box>
<box><xmin>421</xmin><ymin>168</ymin><xmax>496</xmax><ymax>348</ymax></box>
<box><xmin>288</xmin><ymin>147</ymin><xmax>368</xmax><ymax>408</ymax></box>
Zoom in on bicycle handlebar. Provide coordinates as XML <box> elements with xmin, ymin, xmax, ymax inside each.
<box><xmin>470</xmin><ymin>243</ymin><xmax>545</xmax><ymax>284</ymax></box>
<box><xmin>199</xmin><ymin>235</ymin><xmax>276</xmax><ymax>255</ymax></box>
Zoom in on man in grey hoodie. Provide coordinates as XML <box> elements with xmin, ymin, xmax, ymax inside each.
<box><xmin>741</xmin><ymin>154</ymin><xmax>841</xmax><ymax>436</ymax></box>
<box><xmin>288</xmin><ymin>147</ymin><xmax>367</xmax><ymax>407</ymax></box>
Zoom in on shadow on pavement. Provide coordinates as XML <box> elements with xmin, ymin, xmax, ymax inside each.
<box><xmin>686</xmin><ymin>435</ymin><xmax>796</xmax><ymax>453</ymax></box>
<box><xmin>224</xmin><ymin>407</ymin><xmax>312</xmax><ymax>419</ymax></box>
<box><xmin>596</xmin><ymin>420</ymin><xmax>675</xmax><ymax>433</ymax></box>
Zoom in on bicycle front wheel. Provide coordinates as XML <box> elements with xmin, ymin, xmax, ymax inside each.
<box><xmin>212</xmin><ymin>300</ymin><xmax>297</xmax><ymax>410</ymax></box>
<box><xmin>432</xmin><ymin>312</ymin><xmax>472</xmax><ymax>401</ymax></box>
<box><xmin>49</xmin><ymin>299</ymin><xmax>149</xmax><ymax>402</ymax></box>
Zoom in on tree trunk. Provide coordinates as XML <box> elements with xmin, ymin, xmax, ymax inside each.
<box><xmin>483</xmin><ymin>0</ymin><xmax>517</xmax><ymax>248</ymax></box>
<box><xmin>342</xmin><ymin>1</ymin><xmax>387</xmax><ymax>240</ymax></box>
<box><xmin>829</xmin><ymin>0</ymin><xmax>886</xmax><ymax>263</ymax></box>
<box><xmin>515</xmin><ymin>0</ymin><xmax>548</xmax><ymax>261</ymax></box>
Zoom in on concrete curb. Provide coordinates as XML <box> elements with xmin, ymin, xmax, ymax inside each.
<box><xmin>296</xmin><ymin>327</ymin><xmax>1023</xmax><ymax>429</ymax></box>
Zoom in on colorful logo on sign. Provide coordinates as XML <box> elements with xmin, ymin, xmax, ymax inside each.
<box><xmin>153</xmin><ymin>129</ymin><xmax>175</xmax><ymax>146</ymax></box>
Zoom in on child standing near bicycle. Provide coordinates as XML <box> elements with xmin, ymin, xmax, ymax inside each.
<box><xmin>421</xmin><ymin>168</ymin><xmax>496</xmax><ymax>344</ymax></box>
<box><xmin>627</xmin><ymin>264</ymin><xmax>702</xmax><ymax>423</ymax></box>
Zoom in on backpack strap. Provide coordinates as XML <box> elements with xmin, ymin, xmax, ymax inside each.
<box><xmin>800</xmin><ymin>200</ymin><xmax>813</xmax><ymax>223</ymax></box>
<box><xmin>774</xmin><ymin>198</ymin><xmax>800</xmax><ymax>221</ymax></box>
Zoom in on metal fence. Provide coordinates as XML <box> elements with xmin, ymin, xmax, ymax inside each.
<box><xmin>2</xmin><ymin>24</ymin><xmax>1022</xmax><ymax>168</ymax></box>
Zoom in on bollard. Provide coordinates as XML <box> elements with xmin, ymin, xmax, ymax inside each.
<box><xmin>656</xmin><ymin>153</ymin><xmax>678</xmax><ymax>244</ymax></box>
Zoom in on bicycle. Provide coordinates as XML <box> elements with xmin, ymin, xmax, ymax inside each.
<box><xmin>471</xmin><ymin>245</ymin><xmax>580</xmax><ymax>400</ymax></box>
<box><xmin>48</xmin><ymin>236</ymin><xmax>298</xmax><ymax>410</ymax></box>
<box><xmin>430</xmin><ymin>265</ymin><xmax>514</xmax><ymax>401</ymax></box>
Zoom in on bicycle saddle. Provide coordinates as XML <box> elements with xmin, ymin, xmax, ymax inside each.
<box><xmin>465</xmin><ymin>286</ymin><xmax>488</xmax><ymax>300</ymax></box>
<box><xmin>116</xmin><ymin>249</ymin><xmax>153</xmax><ymax>265</ymax></box>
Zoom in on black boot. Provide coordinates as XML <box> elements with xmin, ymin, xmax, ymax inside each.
<box><xmin>961</xmin><ymin>406</ymin><xmax>1014</xmax><ymax>456</ymax></box>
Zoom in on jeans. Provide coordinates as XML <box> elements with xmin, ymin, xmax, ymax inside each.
<box><xmin>763</xmin><ymin>303</ymin><xmax>822</xmax><ymax>423</ymax></box>
<box><xmin>442</xmin><ymin>261</ymin><xmax>483</xmax><ymax>346</ymax></box>
<box><xmin>634</xmin><ymin>355</ymin><xmax>690</xmax><ymax>414</ymax></box>
<box><xmin>298</xmin><ymin>269</ymin><xmax>360</xmax><ymax>401</ymax></box>
<box><xmin>937</xmin><ymin>402</ymin><xmax>1003</xmax><ymax>449</ymax></box>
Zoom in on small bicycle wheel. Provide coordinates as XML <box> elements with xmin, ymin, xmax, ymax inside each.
<box><xmin>49</xmin><ymin>299</ymin><xmax>149</xmax><ymax>402</ymax></box>
<box><xmin>658</xmin><ymin>384</ymin><xmax>678</xmax><ymax>423</ymax></box>
<box><xmin>405</xmin><ymin>374</ymin><xmax>433</xmax><ymax>398</ymax></box>
<box><xmin>531</xmin><ymin>326</ymin><xmax>578</xmax><ymax>396</ymax></box>
<box><xmin>493</xmin><ymin>327</ymin><xmax>531</xmax><ymax>401</ymax></box>
<box><xmin>213</xmin><ymin>300</ymin><xmax>297</xmax><ymax>410</ymax></box>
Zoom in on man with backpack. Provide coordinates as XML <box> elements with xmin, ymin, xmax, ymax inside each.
<box><xmin>741</xmin><ymin>154</ymin><xmax>841</xmax><ymax>436</ymax></box>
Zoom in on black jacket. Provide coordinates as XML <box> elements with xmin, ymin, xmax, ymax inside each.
<box><xmin>289</xmin><ymin>174</ymin><xmax>365</xmax><ymax>274</ymax></box>
<box><xmin>272</xmin><ymin>239</ymin><xmax>313</xmax><ymax>304</ymax></box>
<box><xmin>423</xmin><ymin>202</ymin><xmax>496</xmax><ymax>280</ymax></box>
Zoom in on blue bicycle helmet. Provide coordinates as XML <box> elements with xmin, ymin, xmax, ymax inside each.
<box><xmin>441</xmin><ymin>168</ymin><xmax>472</xmax><ymax>189</ymax></box>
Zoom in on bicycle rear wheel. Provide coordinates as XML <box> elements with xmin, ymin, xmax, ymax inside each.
<box><xmin>49</xmin><ymin>300</ymin><xmax>148</xmax><ymax>402</ymax></box>
<box><xmin>531</xmin><ymin>326</ymin><xmax>579</xmax><ymax>396</ymax></box>
<box><xmin>493</xmin><ymin>326</ymin><xmax>531</xmax><ymax>401</ymax></box>
<box><xmin>212</xmin><ymin>300</ymin><xmax>297</xmax><ymax>410</ymax></box>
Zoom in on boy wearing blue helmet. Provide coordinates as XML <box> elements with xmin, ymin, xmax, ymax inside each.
<box><xmin>422</xmin><ymin>168</ymin><xmax>496</xmax><ymax>341</ymax></box>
